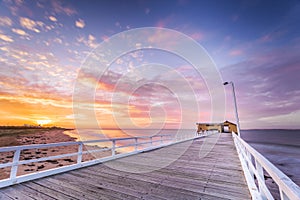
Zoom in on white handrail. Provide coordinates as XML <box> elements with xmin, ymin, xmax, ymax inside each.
<box><xmin>0</xmin><ymin>132</ymin><xmax>216</xmax><ymax>188</ymax></box>
<box><xmin>232</xmin><ymin>132</ymin><xmax>300</xmax><ymax>200</ymax></box>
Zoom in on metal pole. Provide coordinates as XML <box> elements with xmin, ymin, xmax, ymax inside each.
<box><xmin>230</xmin><ymin>82</ymin><xmax>241</xmax><ymax>137</ymax></box>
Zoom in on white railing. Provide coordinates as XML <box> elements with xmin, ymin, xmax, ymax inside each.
<box><xmin>0</xmin><ymin>131</ymin><xmax>214</xmax><ymax>188</ymax></box>
<box><xmin>232</xmin><ymin>132</ymin><xmax>300</xmax><ymax>200</ymax></box>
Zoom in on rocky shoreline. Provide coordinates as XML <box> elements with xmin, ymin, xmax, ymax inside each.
<box><xmin>0</xmin><ymin>129</ymin><xmax>110</xmax><ymax>180</ymax></box>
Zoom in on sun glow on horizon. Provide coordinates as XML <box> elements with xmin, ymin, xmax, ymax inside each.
<box><xmin>36</xmin><ymin>119</ymin><xmax>52</xmax><ymax>126</ymax></box>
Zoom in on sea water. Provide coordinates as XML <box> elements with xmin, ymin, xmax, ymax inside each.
<box><xmin>242</xmin><ymin>129</ymin><xmax>300</xmax><ymax>186</ymax></box>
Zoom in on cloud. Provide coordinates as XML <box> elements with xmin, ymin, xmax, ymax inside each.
<box><xmin>221</xmin><ymin>43</ymin><xmax>300</xmax><ymax>128</ymax></box>
<box><xmin>0</xmin><ymin>33</ymin><xmax>13</xmax><ymax>42</ymax></box>
<box><xmin>76</xmin><ymin>34</ymin><xmax>98</xmax><ymax>48</ymax></box>
<box><xmin>190</xmin><ymin>32</ymin><xmax>204</xmax><ymax>40</ymax></box>
<box><xmin>258</xmin><ymin>30</ymin><xmax>287</xmax><ymax>43</ymax></box>
<box><xmin>49</xmin><ymin>16</ymin><xmax>57</xmax><ymax>22</ymax></box>
<box><xmin>19</xmin><ymin>17</ymin><xmax>40</xmax><ymax>33</ymax></box>
<box><xmin>51</xmin><ymin>0</ymin><xmax>77</xmax><ymax>16</ymax></box>
<box><xmin>12</xmin><ymin>28</ymin><xmax>28</xmax><ymax>36</ymax></box>
<box><xmin>229</xmin><ymin>49</ymin><xmax>243</xmax><ymax>56</ymax></box>
<box><xmin>75</xmin><ymin>18</ymin><xmax>85</xmax><ymax>28</ymax></box>
<box><xmin>259</xmin><ymin>110</ymin><xmax>300</xmax><ymax>128</ymax></box>
<box><xmin>0</xmin><ymin>16</ymin><xmax>12</xmax><ymax>26</ymax></box>
<box><xmin>155</xmin><ymin>15</ymin><xmax>173</xmax><ymax>28</ymax></box>
<box><xmin>53</xmin><ymin>37</ymin><xmax>63</xmax><ymax>44</ymax></box>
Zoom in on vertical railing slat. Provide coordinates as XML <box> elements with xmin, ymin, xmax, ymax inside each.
<box><xmin>246</xmin><ymin>150</ymin><xmax>254</xmax><ymax>178</ymax></box>
<box><xmin>256</xmin><ymin>159</ymin><xmax>266</xmax><ymax>198</ymax></box>
<box><xmin>1</xmin><ymin>133</ymin><xmax>187</xmax><ymax>188</ymax></box>
<box><xmin>77</xmin><ymin>142</ymin><xmax>83</xmax><ymax>164</ymax></box>
<box><xmin>10</xmin><ymin>149</ymin><xmax>21</xmax><ymax>182</ymax></box>
<box><xmin>134</xmin><ymin>138</ymin><xmax>138</xmax><ymax>151</ymax></box>
<box><xmin>280</xmin><ymin>189</ymin><xmax>288</xmax><ymax>200</ymax></box>
<box><xmin>112</xmin><ymin>140</ymin><xmax>116</xmax><ymax>156</ymax></box>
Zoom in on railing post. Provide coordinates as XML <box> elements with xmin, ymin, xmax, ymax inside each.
<box><xmin>280</xmin><ymin>189</ymin><xmax>288</xmax><ymax>200</ymax></box>
<box><xmin>255</xmin><ymin>159</ymin><xmax>267</xmax><ymax>199</ymax></box>
<box><xmin>10</xmin><ymin>148</ymin><xmax>21</xmax><ymax>182</ymax></box>
<box><xmin>77</xmin><ymin>142</ymin><xmax>83</xmax><ymax>164</ymax></box>
<box><xmin>112</xmin><ymin>140</ymin><xmax>116</xmax><ymax>156</ymax></box>
<box><xmin>150</xmin><ymin>137</ymin><xmax>153</xmax><ymax>146</ymax></box>
<box><xmin>246</xmin><ymin>150</ymin><xmax>254</xmax><ymax>177</ymax></box>
<box><xmin>135</xmin><ymin>138</ymin><xmax>138</xmax><ymax>151</ymax></box>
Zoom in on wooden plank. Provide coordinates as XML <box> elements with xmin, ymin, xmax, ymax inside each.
<box><xmin>24</xmin><ymin>181</ymin><xmax>77</xmax><ymax>200</ymax></box>
<box><xmin>9</xmin><ymin>184</ymin><xmax>56</xmax><ymax>200</ymax></box>
<box><xmin>67</xmin><ymin>170</ymin><xmax>202</xmax><ymax>199</ymax></box>
<box><xmin>33</xmin><ymin>178</ymin><xmax>106</xmax><ymax>200</ymax></box>
<box><xmin>0</xmin><ymin>190</ymin><xmax>14</xmax><ymax>200</ymax></box>
<box><xmin>43</xmin><ymin>177</ymin><xmax>123</xmax><ymax>200</ymax></box>
<box><xmin>107</xmin><ymin>158</ymin><xmax>243</xmax><ymax>177</ymax></box>
<box><xmin>76</xmin><ymin>161</ymin><xmax>248</xmax><ymax>199</ymax></box>
<box><xmin>0</xmin><ymin>186</ymin><xmax>34</xmax><ymax>200</ymax></box>
<box><xmin>99</xmin><ymin>161</ymin><xmax>246</xmax><ymax>184</ymax></box>
<box><xmin>52</xmin><ymin>172</ymin><xmax>146</xmax><ymax>199</ymax></box>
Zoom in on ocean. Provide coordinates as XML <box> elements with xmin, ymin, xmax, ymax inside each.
<box><xmin>64</xmin><ymin>128</ymin><xmax>300</xmax><ymax>187</ymax></box>
<box><xmin>241</xmin><ymin>129</ymin><xmax>300</xmax><ymax>186</ymax></box>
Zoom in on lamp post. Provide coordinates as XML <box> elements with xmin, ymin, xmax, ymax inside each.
<box><xmin>223</xmin><ymin>81</ymin><xmax>241</xmax><ymax>137</ymax></box>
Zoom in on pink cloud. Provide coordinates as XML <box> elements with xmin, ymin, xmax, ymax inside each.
<box><xmin>156</xmin><ymin>20</ymin><xmax>166</xmax><ymax>28</ymax></box>
<box><xmin>101</xmin><ymin>35</ymin><xmax>109</xmax><ymax>41</ymax></box>
<box><xmin>51</xmin><ymin>0</ymin><xmax>77</xmax><ymax>16</ymax></box>
<box><xmin>221</xmin><ymin>44</ymin><xmax>300</xmax><ymax>129</ymax></box>
<box><xmin>190</xmin><ymin>32</ymin><xmax>204</xmax><ymax>40</ymax></box>
<box><xmin>155</xmin><ymin>15</ymin><xmax>173</xmax><ymax>28</ymax></box>
<box><xmin>229</xmin><ymin>49</ymin><xmax>243</xmax><ymax>56</ymax></box>
<box><xmin>258</xmin><ymin>30</ymin><xmax>287</xmax><ymax>43</ymax></box>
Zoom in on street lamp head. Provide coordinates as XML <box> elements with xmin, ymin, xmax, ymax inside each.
<box><xmin>223</xmin><ymin>82</ymin><xmax>229</xmax><ymax>85</ymax></box>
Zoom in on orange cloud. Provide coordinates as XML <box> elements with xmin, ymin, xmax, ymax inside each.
<box><xmin>0</xmin><ymin>33</ymin><xmax>13</xmax><ymax>42</ymax></box>
<box><xmin>19</xmin><ymin>17</ymin><xmax>40</xmax><ymax>33</ymax></box>
<box><xmin>76</xmin><ymin>34</ymin><xmax>98</xmax><ymax>48</ymax></box>
<box><xmin>49</xmin><ymin>16</ymin><xmax>57</xmax><ymax>22</ymax></box>
<box><xmin>12</xmin><ymin>28</ymin><xmax>28</xmax><ymax>36</ymax></box>
<box><xmin>0</xmin><ymin>97</ymin><xmax>74</xmax><ymax>128</ymax></box>
<box><xmin>75</xmin><ymin>18</ymin><xmax>85</xmax><ymax>28</ymax></box>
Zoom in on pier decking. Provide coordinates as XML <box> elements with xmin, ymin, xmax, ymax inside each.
<box><xmin>0</xmin><ymin>133</ymin><xmax>251</xmax><ymax>200</ymax></box>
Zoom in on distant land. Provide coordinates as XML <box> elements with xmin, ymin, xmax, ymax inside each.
<box><xmin>0</xmin><ymin>125</ymin><xmax>72</xmax><ymax>130</ymax></box>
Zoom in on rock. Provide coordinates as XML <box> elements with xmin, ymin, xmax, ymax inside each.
<box><xmin>37</xmin><ymin>165</ymin><xmax>45</xmax><ymax>169</ymax></box>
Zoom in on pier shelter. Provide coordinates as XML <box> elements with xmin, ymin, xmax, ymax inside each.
<box><xmin>196</xmin><ymin>120</ymin><xmax>237</xmax><ymax>133</ymax></box>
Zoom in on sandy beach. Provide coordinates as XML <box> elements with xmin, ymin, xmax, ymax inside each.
<box><xmin>0</xmin><ymin>128</ymin><xmax>111</xmax><ymax>180</ymax></box>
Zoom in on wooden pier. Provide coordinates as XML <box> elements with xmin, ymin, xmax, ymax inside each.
<box><xmin>0</xmin><ymin>133</ymin><xmax>251</xmax><ymax>200</ymax></box>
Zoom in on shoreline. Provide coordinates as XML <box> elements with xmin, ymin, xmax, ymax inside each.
<box><xmin>0</xmin><ymin>128</ymin><xmax>75</xmax><ymax>147</ymax></box>
<box><xmin>0</xmin><ymin>128</ymin><xmax>110</xmax><ymax>180</ymax></box>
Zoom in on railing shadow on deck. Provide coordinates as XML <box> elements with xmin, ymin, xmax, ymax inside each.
<box><xmin>0</xmin><ymin>131</ymin><xmax>216</xmax><ymax>188</ymax></box>
<box><xmin>232</xmin><ymin>132</ymin><xmax>300</xmax><ymax>200</ymax></box>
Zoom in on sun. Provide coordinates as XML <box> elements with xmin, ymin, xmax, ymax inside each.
<box><xmin>36</xmin><ymin>119</ymin><xmax>52</xmax><ymax>126</ymax></box>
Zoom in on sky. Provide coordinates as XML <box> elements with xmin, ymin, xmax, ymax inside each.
<box><xmin>0</xmin><ymin>0</ymin><xmax>299</xmax><ymax>130</ymax></box>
